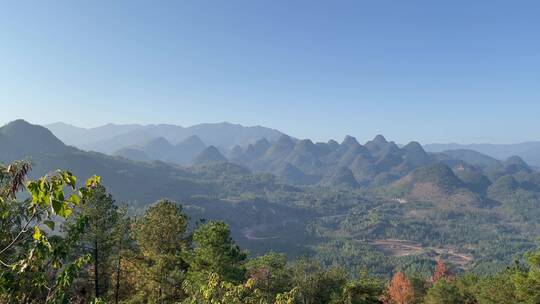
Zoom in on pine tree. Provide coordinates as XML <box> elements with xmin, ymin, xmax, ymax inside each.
<box><xmin>132</xmin><ymin>200</ymin><xmax>189</xmax><ymax>303</ymax></box>
<box><xmin>424</xmin><ymin>279</ymin><xmax>463</xmax><ymax>304</ymax></box>
<box><xmin>187</xmin><ymin>221</ymin><xmax>247</xmax><ymax>284</ymax></box>
<box><xmin>111</xmin><ymin>207</ymin><xmax>134</xmax><ymax>304</ymax></box>
<box><xmin>513</xmin><ymin>245</ymin><xmax>540</xmax><ymax>303</ymax></box>
<box><xmin>68</xmin><ymin>184</ymin><xmax>119</xmax><ymax>301</ymax></box>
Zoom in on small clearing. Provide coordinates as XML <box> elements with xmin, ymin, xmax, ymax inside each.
<box><xmin>361</xmin><ymin>239</ymin><xmax>473</xmax><ymax>268</ymax></box>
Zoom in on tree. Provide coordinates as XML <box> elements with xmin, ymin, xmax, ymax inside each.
<box><xmin>290</xmin><ymin>257</ymin><xmax>347</xmax><ymax>304</ymax></box>
<box><xmin>131</xmin><ymin>199</ymin><xmax>189</xmax><ymax>303</ymax></box>
<box><xmin>181</xmin><ymin>272</ymin><xmax>297</xmax><ymax>304</ymax></box>
<box><xmin>381</xmin><ymin>272</ymin><xmax>414</xmax><ymax>304</ymax></box>
<box><xmin>111</xmin><ymin>206</ymin><xmax>134</xmax><ymax>304</ymax></box>
<box><xmin>331</xmin><ymin>271</ymin><xmax>383</xmax><ymax>304</ymax></box>
<box><xmin>0</xmin><ymin>161</ymin><xmax>100</xmax><ymax>303</ymax></box>
<box><xmin>513</xmin><ymin>244</ymin><xmax>540</xmax><ymax>303</ymax></box>
<box><xmin>424</xmin><ymin>279</ymin><xmax>464</xmax><ymax>304</ymax></box>
<box><xmin>245</xmin><ymin>252</ymin><xmax>292</xmax><ymax>302</ymax></box>
<box><xmin>188</xmin><ymin>221</ymin><xmax>247</xmax><ymax>284</ymax></box>
<box><xmin>431</xmin><ymin>260</ymin><xmax>453</xmax><ymax>283</ymax></box>
<box><xmin>68</xmin><ymin>184</ymin><xmax>119</xmax><ymax>300</ymax></box>
<box><xmin>473</xmin><ymin>268</ymin><xmax>519</xmax><ymax>304</ymax></box>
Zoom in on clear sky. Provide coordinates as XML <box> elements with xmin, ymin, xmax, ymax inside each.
<box><xmin>1</xmin><ymin>0</ymin><xmax>539</xmax><ymax>144</ymax></box>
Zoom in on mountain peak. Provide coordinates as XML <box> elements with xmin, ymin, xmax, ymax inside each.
<box><xmin>321</xmin><ymin>166</ymin><xmax>359</xmax><ymax>188</ymax></box>
<box><xmin>409</xmin><ymin>163</ymin><xmax>463</xmax><ymax>189</ymax></box>
<box><xmin>296</xmin><ymin>139</ymin><xmax>316</xmax><ymax>149</ymax></box>
<box><xmin>2</xmin><ymin>120</ymin><xmax>62</xmax><ymax>144</ymax></box>
<box><xmin>193</xmin><ymin>146</ymin><xmax>227</xmax><ymax>165</ymax></box>
<box><xmin>373</xmin><ymin>135</ymin><xmax>387</xmax><ymax>144</ymax></box>
<box><xmin>402</xmin><ymin>141</ymin><xmax>423</xmax><ymax>151</ymax></box>
<box><xmin>505</xmin><ymin>155</ymin><xmax>528</xmax><ymax>166</ymax></box>
<box><xmin>254</xmin><ymin>138</ymin><xmax>271</xmax><ymax>152</ymax></box>
<box><xmin>181</xmin><ymin>135</ymin><xmax>205</xmax><ymax>147</ymax></box>
<box><xmin>145</xmin><ymin>136</ymin><xmax>171</xmax><ymax>147</ymax></box>
<box><xmin>0</xmin><ymin>120</ymin><xmax>70</xmax><ymax>157</ymax></box>
<box><xmin>342</xmin><ymin>135</ymin><xmax>359</xmax><ymax>146</ymax></box>
<box><xmin>504</xmin><ymin>155</ymin><xmax>531</xmax><ymax>173</ymax></box>
<box><xmin>46</xmin><ymin>121</ymin><xmax>83</xmax><ymax>129</ymax></box>
<box><xmin>4</xmin><ymin>119</ymin><xmax>33</xmax><ymax>129</ymax></box>
<box><xmin>401</xmin><ymin>141</ymin><xmax>431</xmax><ymax>166</ymax></box>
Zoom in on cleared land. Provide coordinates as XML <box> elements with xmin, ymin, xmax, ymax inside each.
<box><xmin>363</xmin><ymin>239</ymin><xmax>473</xmax><ymax>268</ymax></box>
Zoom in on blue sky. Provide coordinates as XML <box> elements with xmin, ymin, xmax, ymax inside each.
<box><xmin>1</xmin><ymin>0</ymin><xmax>539</xmax><ymax>144</ymax></box>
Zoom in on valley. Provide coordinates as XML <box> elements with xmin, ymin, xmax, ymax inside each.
<box><xmin>2</xmin><ymin>119</ymin><xmax>540</xmax><ymax>277</ymax></box>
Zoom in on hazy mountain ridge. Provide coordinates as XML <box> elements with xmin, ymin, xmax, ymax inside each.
<box><xmin>114</xmin><ymin>135</ymin><xmax>207</xmax><ymax>165</ymax></box>
<box><xmin>46</xmin><ymin>121</ymin><xmax>286</xmax><ymax>154</ymax></box>
<box><xmin>425</xmin><ymin>142</ymin><xmax>540</xmax><ymax>167</ymax></box>
<box><xmin>46</xmin><ymin>121</ymin><xmax>540</xmax><ymax>192</ymax></box>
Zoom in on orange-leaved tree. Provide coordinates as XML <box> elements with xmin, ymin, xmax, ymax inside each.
<box><xmin>431</xmin><ymin>259</ymin><xmax>453</xmax><ymax>283</ymax></box>
<box><xmin>381</xmin><ymin>271</ymin><xmax>415</xmax><ymax>304</ymax></box>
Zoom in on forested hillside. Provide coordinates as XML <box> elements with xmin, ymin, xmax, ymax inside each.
<box><xmin>2</xmin><ymin>159</ymin><xmax>540</xmax><ymax>303</ymax></box>
<box><xmin>2</xmin><ymin>120</ymin><xmax>540</xmax><ymax>303</ymax></box>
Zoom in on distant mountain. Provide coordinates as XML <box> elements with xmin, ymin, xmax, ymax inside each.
<box><xmin>114</xmin><ymin>148</ymin><xmax>151</xmax><ymax>162</ymax></box>
<box><xmin>46</xmin><ymin>122</ymin><xmax>144</xmax><ymax>148</ymax></box>
<box><xmin>434</xmin><ymin>149</ymin><xmax>500</xmax><ymax>168</ymax></box>
<box><xmin>0</xmin><ymin>120</ymin><xmax>319</xmax><ymax>257</ymax></box>
<box><xmin>26</xmin><ymin>120</ymin><xmax>540</xmax><ymax>196</ymax></box>
<box><xmin>114</xmin><ymin>135</ymin><xmax>207</xmax><ymax>165</ymax></box>
<box><xmin>0</xmin><ymin>120</ymin><xmax>213</xmax><ymax>205</ymax></box>
<box><xmin>231</xmin><ymin>134</ymin><xmax>437</xmax><ymax>188</ymax></box>
<box><xmin>401</xmin><ymin>141</ymin><xmax>432</xmax><ymax>167</ymax></box>
<box><xmin>425</xmin><ymin>142</ymin><xmax>540</xmax><ymax>167</ymax></box>
<box><xmin>401</xmin><ymin>163</ymin><xmax>465</xmax><ymax>192</ymax></box>
<box><xmin>260</xmin><ymin>134</ymin><xmax>296</xmax><ymax>163</ymax></box>
<box><xmin>274</xmin><ymin>162</ymin><xmax>313</xmax><ymax>185</ymax></box>
<box><xmin>452</xmin><ymin>164</ymin><xmax>492</xmax><ymax>194</ymax></box>
<box><xmin>0</xmin><ymin>120</ymin><xmax>75</xmax><ymax>159</ymax></box>
<box><xmin>193</xmin><ymin>146</ymin><xmax>227</xmax><ymax>165</ymax></box>
<box><xmin>320</xmin><ymin>166</ymin><xmax>359</xmax><ymax>188</ymax></box>
<box><xmin>387</xmin><ymin>163</ymin><xmax>484</xmax><ymax>207</ymax></box>
<box><xmin>46</xmin><ymin>122</ymin><xmax>285</xmax><ymax>154</ymax></box>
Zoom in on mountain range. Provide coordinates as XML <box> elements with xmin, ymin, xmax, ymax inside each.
<box><xmin>44</xmin><ymin>121</ymin><xmax>540</xmax><ymax>190</ymax></box>
<box><xmin>46</xmin><ymin>121</ymin><xmax>285</xmax><ymax>154</ymax></box>
<box><xmin>425</xmin><ymin>142</ymin><xmax>540</xmax><ymax>167</ymax></box>
<box><xmin>4</xmin><ymin>119</ymin><xmax>540</xmax><ymax>273</ymax></box>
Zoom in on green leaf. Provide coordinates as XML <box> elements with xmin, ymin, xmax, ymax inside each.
<box><xmin>51</xmin><ymin>199</ymin><xmax>73</xmax><ymax>218</ymax></box>
<box><xmin>33</xmin><ymin>226</ymin><xmax>42</xmax><ymax>240</ymax></box>
<box><xmin>68</xmin><ymin>194</ymin><xmax>81</xmax><ymax>205</ymax></box>
<box><xmin>53</xmin><ymin>189</ymin><xmax>65</xmax><ymax>202</ymax></box>
<box><xmin>52</xmin><ymin>199</ymin><xmax>62</xmax><ymax>215</ymax></box>
<box><xmin>85</xmin><ymin>175</ymin><xmax>101</xmax><ymax>188</ymax></box>
<box><xmin>61</xmin><ymin>204</ymin><xmax>73</xmax><ymax>218</ymax></box>
<box><xmin>27</xmin><ymin>181</ymin><xmax>40</xmax><ymax>205</ymax></box>
<box><xmin>44</xmin><ymin>220</ymin><xmax>55</xmax><ymax>230</ymax></box>
<box><xmin>61</xmin><ymin>171</ymin><xmax>77</xmax><ymax>188</ymax></box>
